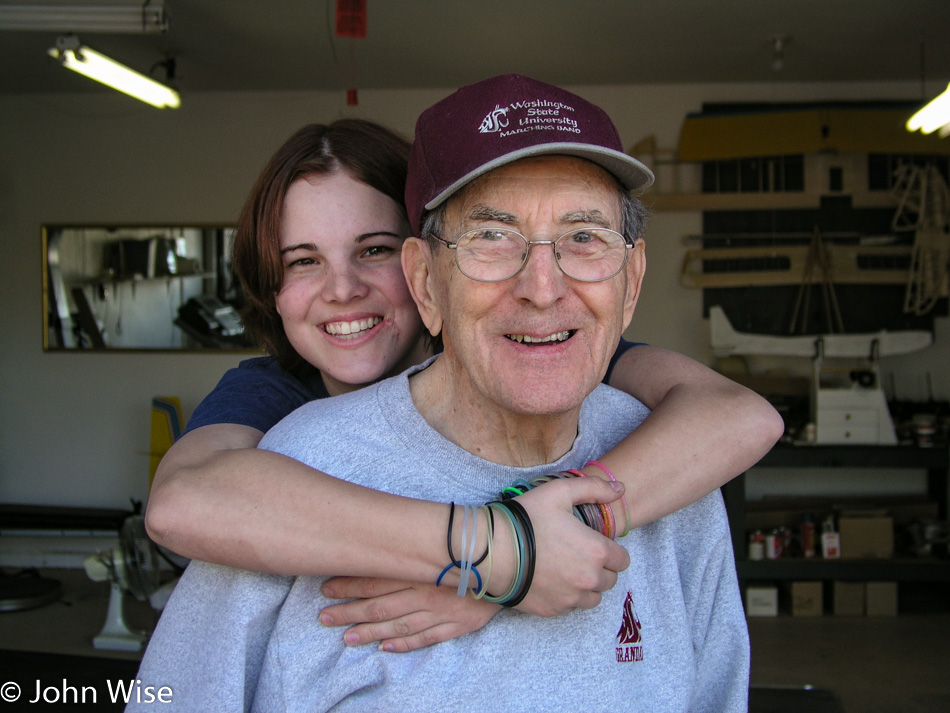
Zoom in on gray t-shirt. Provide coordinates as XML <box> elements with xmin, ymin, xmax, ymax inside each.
<box><xmin>131</xmin><ymin>359</ymin><xmax>749</xmax><ymax>712</ymax></box>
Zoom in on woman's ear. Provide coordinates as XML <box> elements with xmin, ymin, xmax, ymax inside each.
<box><xmin>402</xmin><ymin>237</ymin><xmax>443</xmax><ymax>338</ymax></box>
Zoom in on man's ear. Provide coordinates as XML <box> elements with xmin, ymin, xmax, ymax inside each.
<box><xmin>402</xmin><ymin>237</ymin><xmax>444</xmax><ymax>338</ymax></box>
<box><xmin>621</xmin><ymin>240</ymin><xmax>646</xmax><ymax>332</ymax></box>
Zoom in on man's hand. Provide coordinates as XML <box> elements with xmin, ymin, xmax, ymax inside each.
<box><xmin>320</xmin><ymin>577</ymin><xmax>499</xmax><ymax>653</ymax></box>
<box><xmin>511</xmin><ymin>476</ymin><xmax>630</xmax><ymax>617</ymax></box>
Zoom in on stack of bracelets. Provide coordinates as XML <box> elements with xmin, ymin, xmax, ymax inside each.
<box><xmin>437</xmin><ymin>460</ymin><xmax>630</xmax><ymax>607</ymax></box>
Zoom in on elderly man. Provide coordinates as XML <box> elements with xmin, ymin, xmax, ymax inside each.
<box><xmin>131</xmin><ymin>74</ymin><xmax>748</xmax><ymax>712</ymax></box>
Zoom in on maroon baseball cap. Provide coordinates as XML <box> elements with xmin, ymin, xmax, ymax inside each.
<box><xmin>405</xmin><ymin>73</ymin><xmax>654</xmax><ymax>234</ymax></box>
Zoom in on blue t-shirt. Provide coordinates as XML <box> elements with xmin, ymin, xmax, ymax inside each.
<box><xmin>185</xmin><ymin>339</ymin><xmax>641</xmax><ymax>435</ymax></box>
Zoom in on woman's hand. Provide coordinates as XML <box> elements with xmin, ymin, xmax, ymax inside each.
<box><xmin>318</xmin><ymin>476</ymin><xmax>629</xmax><ymax>650</ymax></box>
<box><xmin>509</xmin><ymin>476</ymin><xmax>630</xmax><ymax>617</ymax></box>
<box><xmin>320</xmin><ymin>577</ymin><xmax>499</xmax><ymax>653</ymax></box>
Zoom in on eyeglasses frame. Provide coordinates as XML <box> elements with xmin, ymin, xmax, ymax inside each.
<box><xmin>428</xmin><ymin>227</ymin><xmax>634</xmax><ymax>283</ymax></box>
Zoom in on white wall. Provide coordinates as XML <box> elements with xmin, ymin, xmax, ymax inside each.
<box><xmin>1</xmin><ymin>79</ymin><xmax>947</xmax><ymax>509</ymax></box>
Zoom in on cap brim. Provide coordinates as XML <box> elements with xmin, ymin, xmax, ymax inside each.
<box><xmin>423</xmin><ymin>143</ymin><xmax>655</xmax><ymax>212</ymax></box>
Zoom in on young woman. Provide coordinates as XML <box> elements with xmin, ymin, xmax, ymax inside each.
<box><xmin>146</xmin><ymin>119</ymin><xmax>783</xmax><ymax>652</ymax></box>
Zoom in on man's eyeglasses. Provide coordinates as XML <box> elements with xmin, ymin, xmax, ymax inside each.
<box><xmin>430</xmin><ymin>227</ymin><xmax>632</xmax><ymax>283</ymax></box>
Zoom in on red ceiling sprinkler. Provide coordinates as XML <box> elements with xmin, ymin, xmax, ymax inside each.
<box><xmin>335</xmin><ymin>0</ymin><xmax>366</xmax><ymax>105</ymax></box>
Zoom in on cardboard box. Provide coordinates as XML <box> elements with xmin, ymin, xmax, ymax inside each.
<box><xmin>866</xmin><ymin>581</ymin><xmax>898</xmax><ymax>616</ymax></box>
<box><xmin>746</xmin><ymin>586</ymin><xmax>778</xmax><ymax>617</ymax></box>
<box><xmin>833</xmin><ymin>581</ymin><xmax>865</xmax><ymax>616</ymax></box>
<box><xmin>786</xmin><ymin>581</ymin><xmax>823</xmax><ymax>617</ymax></box>
<box><xmin>839</xmin><ymin>512</ymin><xmax>893</xmax><ymax>559</ymax></box>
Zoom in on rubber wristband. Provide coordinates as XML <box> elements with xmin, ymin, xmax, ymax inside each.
<box><xmin>436</xmin><ymin>561</ymin><xmax>483</xmax><ymax>594</ymax></box>
<box><xmin>482</xmin><ymin>502</ymin><xmax>521</xmax><ymax>604</ymax></box>
<box><xmin>497</xmin><ymin>499</ymin><xmax>535</xmax><ymax>608</ymax></box>
<box><xmin>447</xmin><ymin>502</ymin><xmax>490</xmax><ymax>567</ymax></box>
<box><xmin>472</xmin><ymin>505</ymin><xmax>494</xmax><ymax>598</ymax></box>
<box><xmin>586</xmin><ymin>460</ymin><xmax>630</xmax><ymax>537</ymax></box>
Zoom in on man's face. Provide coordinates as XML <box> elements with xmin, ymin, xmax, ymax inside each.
<box><xmin>413</xmin><ymin>155</ymin><xmax>645</xmax><ymax>418</ymax></box>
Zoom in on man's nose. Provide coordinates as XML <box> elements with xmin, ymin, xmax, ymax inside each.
<box><xmin>511</xmin><ymin>241</ymin><xmax>568</xmax><ymax>306</ymax></box>
<box><xmin>320</xmin><ymin>264</ymin><xmax>368</xmax><ymax>302</ymax></box>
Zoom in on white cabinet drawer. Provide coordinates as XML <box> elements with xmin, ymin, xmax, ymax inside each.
<box><xmin>816</xmin><ymin>425</ymin><xmax>881</xmax><ymax>443</ymax></box>
<box><xmin>818</xmin><ymin>409</ymin><xmax>879</xmax><ymax>427</ymax></box>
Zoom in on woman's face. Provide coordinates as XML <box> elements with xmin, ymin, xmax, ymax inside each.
<box><xmin>275</xmin><ymin>171</ymin><xmax>429</xmax><ymax>395</ymax></box>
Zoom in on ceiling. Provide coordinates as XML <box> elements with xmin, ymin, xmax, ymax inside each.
<box><xmin>2</xmin><ymin>0</ymin><xmax>949</xmax><ymax>98</ymax></box>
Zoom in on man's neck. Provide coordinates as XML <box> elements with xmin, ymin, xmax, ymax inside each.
<box><xmin>408</xmin><ymin>356</ymin><xmax>582</xmax><ymax>467</ymax></box>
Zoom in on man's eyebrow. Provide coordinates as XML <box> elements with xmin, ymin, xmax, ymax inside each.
<box><xmin>561</xmin><ymin>209</ymin><xmax>611</xmax><ymax>227</ymax></box>
<box><xmin>467</xmin><ymin>205</ymin><xmax>518</xmax><ymax>224</ymax></box>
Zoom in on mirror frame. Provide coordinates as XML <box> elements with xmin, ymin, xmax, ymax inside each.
<box><xmin>42</xmin><ymin>224</ymin><xmax>256</xmax><ymax>352</ymax></box>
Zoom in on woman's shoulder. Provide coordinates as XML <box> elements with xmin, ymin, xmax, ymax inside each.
<box><xmin>224</xmin><ymin>357</ymin><xmax>323</xmax><ymax>393</ymax></box>
<box><xmin>184</xmin><ymin>357</ymin><xmax>328</xmax><ymax>434</ymax></box>
<box><xmin>233</xmin><ymin>355</ymin><xmax>283</xmax><ymax>375</ymax></box>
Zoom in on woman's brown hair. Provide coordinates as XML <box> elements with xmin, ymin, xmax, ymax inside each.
<box><xmin>231</xmin><ymin>119</ymin><xmax>410</xmax><ymax>376</ymax></box>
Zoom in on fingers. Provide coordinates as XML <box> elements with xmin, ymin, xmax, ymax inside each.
<box><xmin>602</xmin><ymin>538</ymin><xmax>631</xmax><ymax>574</ymax></box>
<box><xmin>322</xmin><ymin>577</ymin><xmax>412</xmax><ymax>601</ymax></box>
<box><xmin>574</xmin><ymin>590</ymin><xmax>603</xmax><ymax>611</ymax></box>
<box><xmin>341</xmin><ymin>616</ymin><xmax>464</xmax><ymax>652</ymax></box>
<box><xmin>319</xmin><ymin>582</ymin><xmax>500</xmax><ymax>652</ymax></box>
<box><xmin>371</xmin><ymin>622</ymin><xmax>478</xmax><ymax>654</ymax></box>
<box><xmin>560</xmin><ymin>472</ymin><xmax>626</xmax><ymax>506</ymax></box>
<box><xmin>320</xmin><ymin>585</ymin><xmax>421</xmax><ymax>627</ymax></box>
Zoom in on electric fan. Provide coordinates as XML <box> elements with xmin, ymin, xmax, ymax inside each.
<box><xmin>83</xmin><ymin>514</ymin><xmax>162</xmax><ymax>651</ymax></box>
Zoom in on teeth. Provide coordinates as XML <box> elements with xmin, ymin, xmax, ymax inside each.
<box><xmin>506</xmin><ymin>331</ymin><xmax>571</xmax><ymax>344</ymax></box>
<box><xmin>325</xmin><ymin>316</ymin><xmax>382</xmax><ymax>337</ymax></box>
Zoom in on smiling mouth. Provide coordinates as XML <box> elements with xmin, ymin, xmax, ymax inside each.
<box><xmin>505</xmin><ymin>330</ymin><xmax>574</xmax><ymax>345</ymax></box>
<box><xmin>323</xmin><ymin>316</ymin><xmax>383</xmax><ymax>339</ymax></box>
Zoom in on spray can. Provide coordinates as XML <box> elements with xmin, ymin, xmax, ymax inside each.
<box><xmin>801</xmin><ymin>512</ymin><xmax>816</xmax><ymax>559</ymax></box>
<box><xmin>748</xmin><ymin>531</ymin><xmax>765</xmax><ymax>561</ymax></box>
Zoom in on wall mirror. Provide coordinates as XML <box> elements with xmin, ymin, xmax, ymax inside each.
<box><xmin>43</xmin><ymin>225</ymin><xmax>255</xmax><ymax>351</ymax></box>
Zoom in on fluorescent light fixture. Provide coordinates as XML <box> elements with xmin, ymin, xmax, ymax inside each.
<box><xmin>0</xmin><ymin>2</ymin><xmax>167</xmax><ymax>33</ymax></box>
<box><xmin>48</xmin><ymin>35</ymin><xmax>180</xmax><ymax>109</ymax></box>
<box><xmin>906</xmin><ymin>82</ymin><xmax>950</xmax><ymax>138</ymax></box>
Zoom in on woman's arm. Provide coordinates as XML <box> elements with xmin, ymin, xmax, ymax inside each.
<box><xmin>593</xmin><ymin>344</ymin><xmax>785</xmax><ymax>523</ymax></box>
<box><xmin>148</xmin><ymin>424</ymin><xmax>450</xmax><ymax>580</ymax></box>
<box><xmin>146</xmin><ymin>425</ymin><xmax>628</xmax><ymax>607</ymax></box>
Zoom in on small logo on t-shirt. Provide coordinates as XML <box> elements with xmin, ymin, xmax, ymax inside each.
<box><xmin>616</xmin><ymin>590</ymin><xmax>644</xmax><ymax>663</ymax></box>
